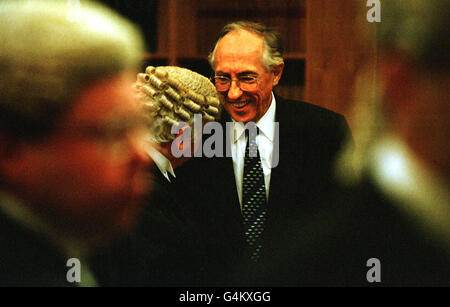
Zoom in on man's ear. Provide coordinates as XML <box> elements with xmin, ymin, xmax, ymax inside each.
<box><xmin>272</xmin><ymin>62</ymin><xmax>284</xmax><ymax>87</ymax></box>
<box><xmin>174</xmin><ymin>124</ymin><xmax>191</xmax><ymax>151</ymax></box>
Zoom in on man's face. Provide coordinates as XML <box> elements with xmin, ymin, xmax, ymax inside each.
<box><xmin>3</xmin><ymin>72</ymin><xmax>152</xmax><ymax>238</ymax></box>
<box><xmin>213</xmin><ymin>30</ymin><xmax>283</xmax><ymax>123</ymax></box>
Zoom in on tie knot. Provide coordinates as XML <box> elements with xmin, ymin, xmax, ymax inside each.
<box><xmin>245</xmin><ymin>124</ymin><xmax>259</xmax><ymax>142</ymax></box>
<box><xmin>245</xmin><ymin>126</ymin><xmax>259</xmax><ymax>159</ymax></box>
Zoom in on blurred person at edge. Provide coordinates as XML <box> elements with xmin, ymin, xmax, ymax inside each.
<box><xmin>0</xmin><ymin>0</ymin><xmax>152</xmax><ymax>286</ymax></box>
<box><xmin>336</xmin><ymin>0</ymin><xmax>449</xmax><ymax>285</ymax></box>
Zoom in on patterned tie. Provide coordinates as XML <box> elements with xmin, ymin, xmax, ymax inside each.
<box><xmin>242</xmin><ymin>127</ymin><xmax>267</xmax><ymax>262</ymax></box>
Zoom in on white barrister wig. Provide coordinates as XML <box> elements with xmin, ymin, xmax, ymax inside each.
<box><xmin>134</xmin><ymin>66</ymin><xmax>221</xmax><ymax>143</ymax></box>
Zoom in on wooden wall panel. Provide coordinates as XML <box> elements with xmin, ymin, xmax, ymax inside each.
<box><xmin>305</xmin><ymin>0</ymin><xmax>375</xmax><ymax>122</ymax></box>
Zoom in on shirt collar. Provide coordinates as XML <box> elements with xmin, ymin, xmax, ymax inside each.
<box><xmin>232</xmin><ymin>93</ymin><xmax>276</xmax><ymax>143</ymax></box>
<box><xmin>147</xmin><ymin>147</ymin><xmax>176</xmax><ymax>182</ymax></box>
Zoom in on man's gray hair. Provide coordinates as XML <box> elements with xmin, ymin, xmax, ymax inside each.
<box><xmin>208</xmin><ymin>21</ymin><xmax>284</xmax><ymax>71</ymax></box>
<box><xmin>0</xmin><ymin>0</ymin><xmax>144</xmax><ymax>139</ymax></box>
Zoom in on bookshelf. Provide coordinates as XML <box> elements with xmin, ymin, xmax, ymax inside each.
<box><xmin>142</xmin><ymin>0</ymin><xmax>306</xmax><ymax>101</ymax></box>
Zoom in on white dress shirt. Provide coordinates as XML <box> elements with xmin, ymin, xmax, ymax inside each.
<box><xmin>231</xmin><ymin>93</ymin><xmax>276</xmax><ymax>208</ymax></box>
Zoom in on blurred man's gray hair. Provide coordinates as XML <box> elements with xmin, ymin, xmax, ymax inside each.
<box><xmin>378</xmin><ymin>0</ymin><xmax>449</xmax><ymax>70</ymax></box>
<box><xmin>0</xmin><ymin>0</ymin><xmax>144</xmax><ymax>139</ymax></box>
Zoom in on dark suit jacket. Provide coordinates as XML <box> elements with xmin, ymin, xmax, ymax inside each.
<box><xmin>178</xmin><ymin>95</ymin><xmax>355</xmax><ymax>286</ymax></box>
<box><xmin>90</xmin><ymin>165</ymin><xmax>206</xmax><ymax>286</ymax></box>
<box><xmin>0</xmin><ymin>209</ymin><xmax>72</xmax><ymax>286</ymax></box>
<box><xmin>342</xmin><ymin>176</ymin><xmax>450</xmax><ymax>286</ymax></box>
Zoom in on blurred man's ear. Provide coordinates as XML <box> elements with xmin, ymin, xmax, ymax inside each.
<box><xmin>272</xmin><ymin>62</ymin><xmax>284</xmax><ymax>87</ymax></box>
<box><xmin>157</xmin><ymin>124</ymin><xmax>193</xmax><ymax>169</ymax></box>
<box><xmin>379</xmin><ymin>54</ymin><xmax>450</xmax><ymax>177</ymax></box>
<box><xmin>172</xmin><ymin>125</ymin><xmax>191</xmax><ymax>152</ymax></box>
<box><xmin>159</xmin><ymin>124</ymin><xmax>191</xmax><ymax>162</ymax></box>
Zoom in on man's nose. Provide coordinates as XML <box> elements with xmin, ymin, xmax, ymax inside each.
<box><xmin>227</xmin><ymin>80</ymin><xmax>243</xmax><ymax>100</ymax></box>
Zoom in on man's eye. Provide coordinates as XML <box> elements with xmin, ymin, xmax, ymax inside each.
<box><xmin>239</xmin><ymin>76</ymin><xmax>257</xmax><ymax>83</ymax></box>
<box><xmin>215</xmin><ymin>77</ymin><xmax>229</xmax><ymax>83</ymax></box>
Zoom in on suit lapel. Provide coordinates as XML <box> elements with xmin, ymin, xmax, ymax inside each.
<box><xmin>220</xmin><ymin>114</ymin><xmax>243</xmax><ymax>224</ymax></box>
<box><xmin>264</xmin><ymin>96</ymin><xmax>307</xmax><ymax>245</ymax></box>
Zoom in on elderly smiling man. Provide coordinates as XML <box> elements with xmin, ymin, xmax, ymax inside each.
<box><xmin>179</xmin><ymin>21</ymin><xmax>354</xmax><ymax>286</ymax></box>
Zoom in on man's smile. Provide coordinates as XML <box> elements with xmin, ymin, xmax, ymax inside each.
<box><xmin>228</xmin><ymin>100</ymin><xmax>250</xmax><ymax>109</ymax></box>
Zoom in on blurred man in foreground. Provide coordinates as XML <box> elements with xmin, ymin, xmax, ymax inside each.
<box><xmin>336</xmin><ymin>0</ymin><xmax>449</xmax><ymax>285</ymax></box>
<box><xmin>0</xmin><ymin>0</ymin><xmax>151</xmax><ymax>286</ymax></box>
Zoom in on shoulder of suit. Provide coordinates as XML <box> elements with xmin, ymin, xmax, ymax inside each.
<box><xmin>275</xmin><ymin>95</ymin><xmax>346</xmax><ymax>124</ymax></box>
